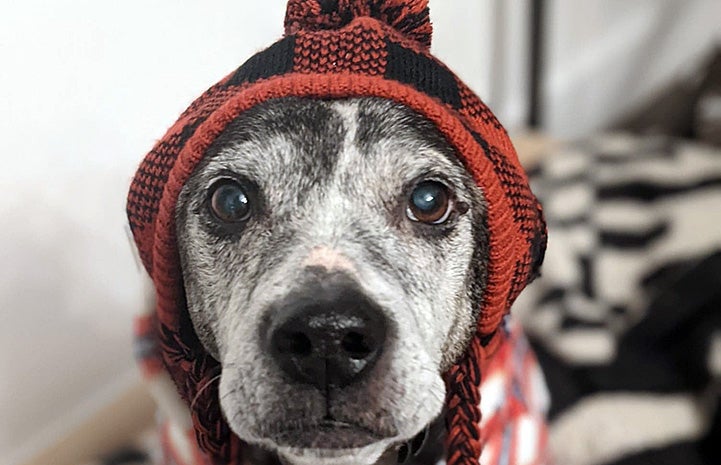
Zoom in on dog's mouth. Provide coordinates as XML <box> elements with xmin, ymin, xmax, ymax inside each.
<box><xmin>263</xmin><ymin>420</ymin><xmax>434</xmax><ymax>465</ymax></box>
<box><xmin>269</xmin><ymin>419</ymin><xmax>387</xmax><ymax>449</ymax></box>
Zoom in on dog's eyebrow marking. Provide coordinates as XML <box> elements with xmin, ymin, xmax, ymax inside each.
<box><xmin>353</xmin><ymin>98</ymin><xmax>461</xmax><ymax>166</ymax></box>
<box><xmin>198</xmin><ymin>97</ymin><xmax>347</xmax><ymax>189</ymax></box>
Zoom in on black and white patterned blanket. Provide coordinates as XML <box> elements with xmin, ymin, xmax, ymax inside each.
<box><xmin>515</xmin><ymin>133</ymin><xmax>721</xmax><ymax>465</ymax></box>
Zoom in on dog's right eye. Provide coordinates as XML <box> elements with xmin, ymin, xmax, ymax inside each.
<box><xmin>208</xmin><ymin>180</ymin><xmax>252</xmax><ymax>223</ymax></box>
<box><xmin>406</xmin><ymin>180</ymin><xmax>453</xmax><ymax>225</ymax></box>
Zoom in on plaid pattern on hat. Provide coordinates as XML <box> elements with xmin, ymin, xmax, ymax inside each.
<box><xmin>127</xmin><ymin>1</ymin><xmax>547</xmax><ymax>464</ymax></box>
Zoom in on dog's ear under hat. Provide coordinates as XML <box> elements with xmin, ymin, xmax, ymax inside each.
<box><xmin>127</xmin><ymin>1</ymin><xmax>546</xmax><ymax>464</ymax></box>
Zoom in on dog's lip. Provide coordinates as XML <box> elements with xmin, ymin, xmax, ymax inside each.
<box><xmin>278</xmin><ymin>419</ymin><xmax>382</xmax><ymax>436</ymax></box>
<box><xmin>316</xmin><ymin>419</ymin><xmax>378</xmax><ymax>432</ymax></box>
<box><xmin>267</xmin><ymin>419</ymin><xmax>388</xmax><ymax>449</ymax></box>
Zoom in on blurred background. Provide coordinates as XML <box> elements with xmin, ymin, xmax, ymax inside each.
<box><xmin>1</xmin><ymin>1</ymin><xmax>720</xmax><ymax>465</ymax></box>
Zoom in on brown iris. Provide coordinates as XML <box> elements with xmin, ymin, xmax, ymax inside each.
<box><xmin>406</xmin><ymin>181</ymin><xmax>453</xmax><ymax>224</ymax></box>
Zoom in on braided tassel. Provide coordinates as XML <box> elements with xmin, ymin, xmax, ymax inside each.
<box><xmin>444</xmin><ymin>334</ymin><xmax>485</xmax><ymax>465</ymax></box>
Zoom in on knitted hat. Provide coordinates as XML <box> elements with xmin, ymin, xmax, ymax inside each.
<box><xmin>127</xmin><ymin>1</ymin><xmax>546</xmax><ymax>464</ymax></box>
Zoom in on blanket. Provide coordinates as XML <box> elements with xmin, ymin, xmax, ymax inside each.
<box><xmin>514</xmin><ymin>133</ymin><xmax>721</xmax><ymax>465</ymax></box>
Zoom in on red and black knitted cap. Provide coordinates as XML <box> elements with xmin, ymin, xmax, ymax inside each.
<box><xmin>127</xmin><ymin>1</ymin><xmax>546</xmax><ymax>464</ymax></box>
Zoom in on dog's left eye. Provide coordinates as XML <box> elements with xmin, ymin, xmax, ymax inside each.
<box><xmin>208</xmin><ymin>180</ymin><xmax>252</xmax><ymax>223</ymax></box>
<box><xmin>406</xmin><ymin>181</ymin><xmax>454</xmax><ymax>225</ymax></box>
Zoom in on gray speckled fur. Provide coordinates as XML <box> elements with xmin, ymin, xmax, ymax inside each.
<box><xmin>175</xmin><ymin>97</ymin><xmax>488</xmax><ymax>465</ymax></box>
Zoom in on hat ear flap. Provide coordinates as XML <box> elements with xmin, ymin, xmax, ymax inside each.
<box><xmin>444</xmin><ymin>337</ymin><xmax>485</xmax><ymax>465</ymax></box>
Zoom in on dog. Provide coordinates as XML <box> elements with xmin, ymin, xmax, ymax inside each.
<box><xmin>173</xmin><ymin>96</ymin><xmax>489</xmax><ymax>465</ymax></box>
<box><xmin>128</xmin><ymin>2</ymin><xmax>549</xmax><ymax>464</ymax></box>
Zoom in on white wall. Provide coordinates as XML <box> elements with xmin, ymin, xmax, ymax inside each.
<box><xmin>543</xmin><ymin>0</ymin><xmax>721</xmax><ymax>138</ymax></box>
<box><xmin>0</xmin><ymin>3</ymin><xmax>288</xmax><ymax>462</ymax></box>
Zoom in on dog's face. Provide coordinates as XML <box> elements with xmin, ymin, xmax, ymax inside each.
<box><xmin>176</xmin><ymin>97</ymin><xmax>488</xmax><ymax>465</ymax></box>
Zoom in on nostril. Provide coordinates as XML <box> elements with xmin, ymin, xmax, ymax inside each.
<box><xmin>276</xmin><ymin>331</ymin><xmax>313</xmax><ymax>356</ymax></box>
<box><xmin>341</xmin><ymin>331</ymin><xmax>373</xmax><ymax>360</ymax></box>
<box><xmin>265</xmin><ymin>278</ymin><xmax>389</xmax><ymax>389</ymax></box>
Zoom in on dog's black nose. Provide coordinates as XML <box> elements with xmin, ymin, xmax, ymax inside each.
<box><xmin>266</xmin><ymin>275</ymin><xmax>387</xmax><ymax>389</ymax></box>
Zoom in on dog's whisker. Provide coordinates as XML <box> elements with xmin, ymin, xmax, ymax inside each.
<box><xmin>219</xmin><ymin>389</ymin><xmax>235</xmax><ymax>400</ymax></box>
<box><xmin>429</xmin><ymin>389</ymin><xmax>445</xmax><ymax>406</ymax></box>
<box><xmin>190</xmin><ymin>374</ymin><xmax>222</xmax><ymax>410</ymax></box>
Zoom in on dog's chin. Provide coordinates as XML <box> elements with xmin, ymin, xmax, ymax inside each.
<box><xmin>275</xmin><ymin>440</ymin><xmax>396</xmax><ymax>465</ymax></box>
<box><xmin>249</xmin><ymin>421</ymin><xmax>396</xmax><ymax>465</ymax></box>
<box><xmin>270</xmin><ymin>421</ymin><xmax>385</xmax><ymax>449</ymax></box>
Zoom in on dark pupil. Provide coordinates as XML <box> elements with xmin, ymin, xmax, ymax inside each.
<box><xmin>212</xmin><ymin>183</ymin><xmax>249</xmax><ymax>222</ymax></box>
<box><xmin>412</xmin><ymin>182</ymin><xmax>444</xmax><ymax>213</ymax></box>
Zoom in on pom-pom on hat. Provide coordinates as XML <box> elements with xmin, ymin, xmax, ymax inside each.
<box><xmin>285</xmin><ymin>0</ymin><xmax>433</xmax><ymax>49</ymax></box>
<box><xmin>127</xmin><ymin>1</ymin><xmax>546</xmax><ymax>464</ymax></box>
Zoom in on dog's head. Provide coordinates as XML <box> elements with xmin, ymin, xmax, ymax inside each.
<box><xmin>175</xmin><ymin>97</ymin><xmax>488</xmax><ymax>465</ymax></box>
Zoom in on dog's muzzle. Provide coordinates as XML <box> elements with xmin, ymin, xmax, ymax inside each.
<box><xmin>264</xmin><ymin>271</ymin><xmax>388</xmax><ymax>390</ymax></box>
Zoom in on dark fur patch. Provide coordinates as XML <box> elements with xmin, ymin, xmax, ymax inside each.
<box><xmin>355</xmin><ymin>98</ymin><xmax>463</xmax><ymax>167</ymax></box>
<box><xmin>205</xmin><ymin>97</ymin><xmax>345</xmax><ymax>186</ymax></box>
